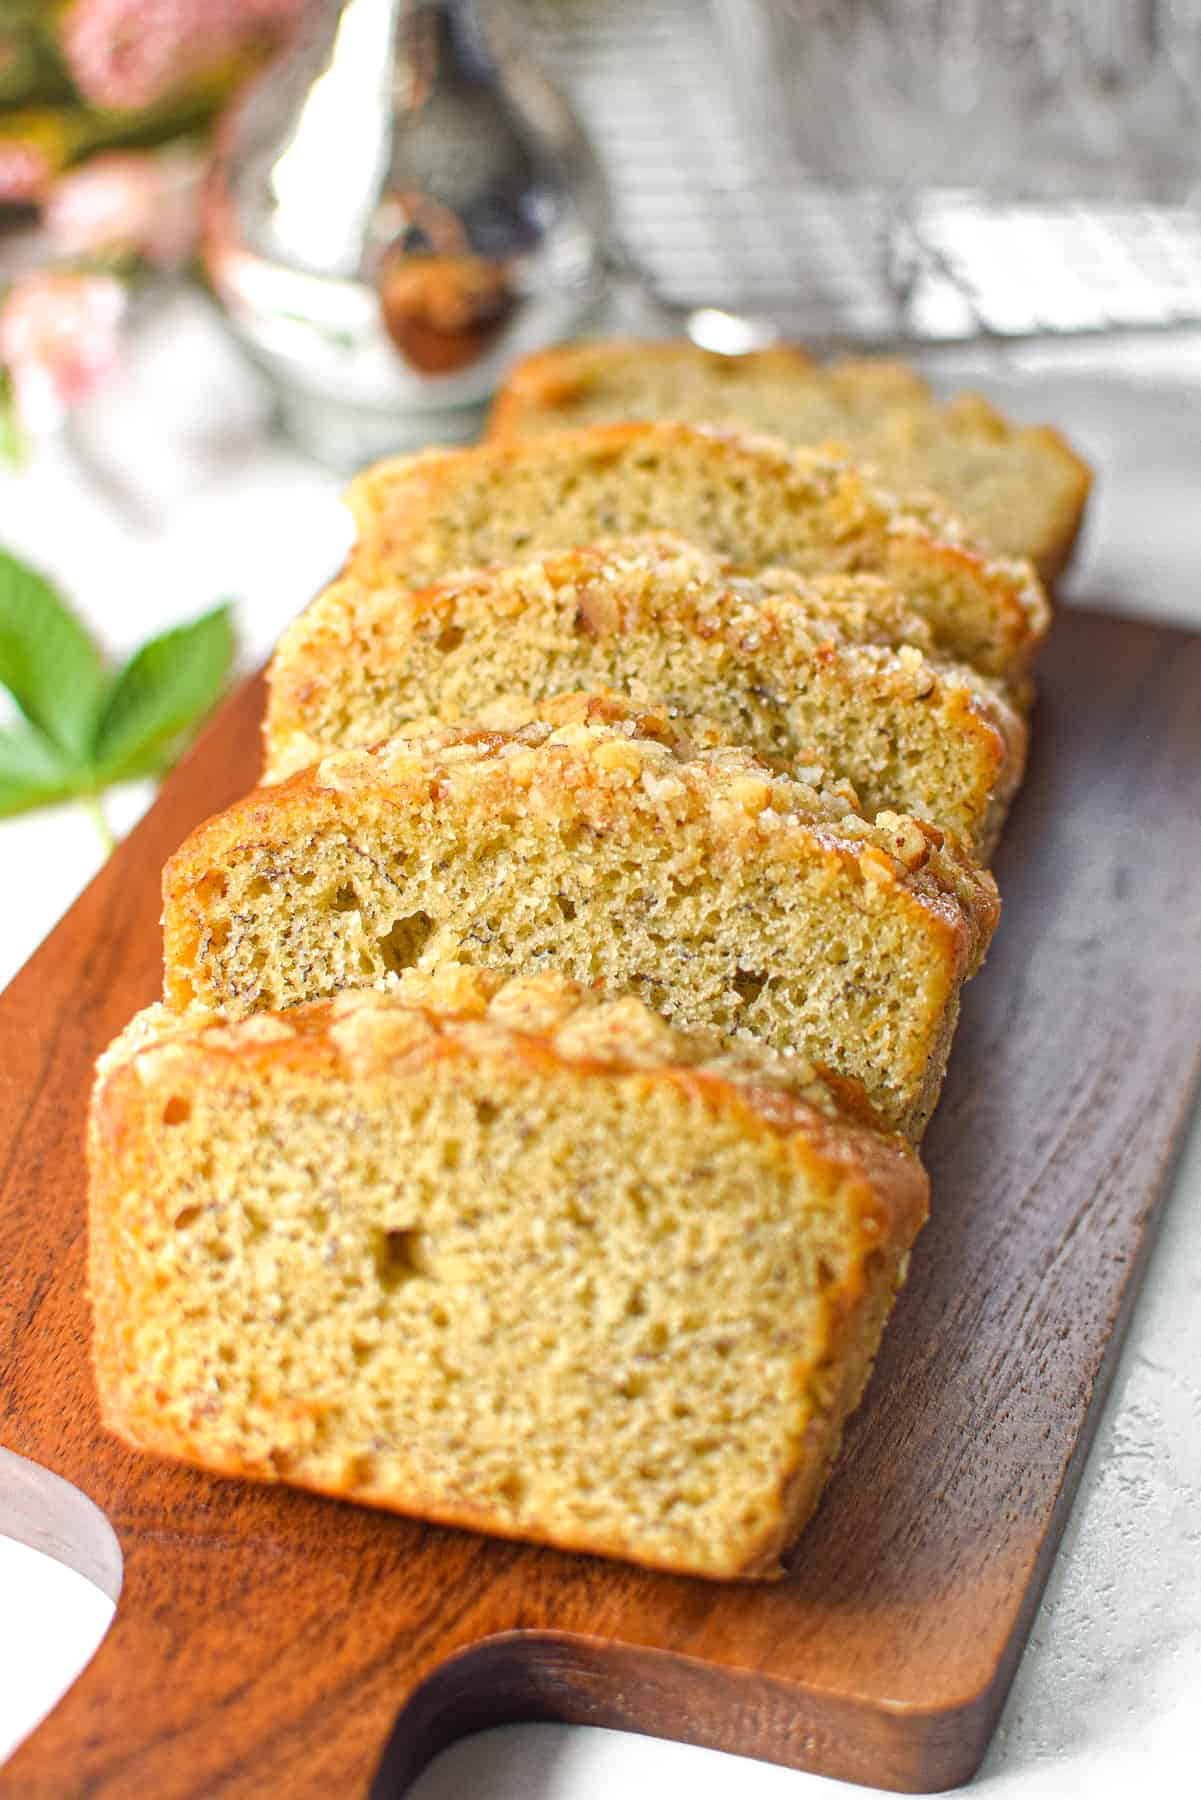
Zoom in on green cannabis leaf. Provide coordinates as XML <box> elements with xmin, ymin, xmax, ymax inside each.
<box><xmin>0</xmin><ymin>546</ymin><xmax>235</xmax><ymax>847</ymax></box>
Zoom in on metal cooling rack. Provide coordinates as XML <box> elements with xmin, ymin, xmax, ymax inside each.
<box><xmin>516</xmin><ymin>0</ymin><xmax>1201</xmax><ymax>345</ymax></box>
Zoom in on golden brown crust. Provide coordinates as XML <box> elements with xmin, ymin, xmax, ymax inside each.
<box><xmin>160</xmin><ymin>711</ymin><xmax>997</xmax><ymax>1137</ymax></box>
<box><xmin>485</xmin><ymin>342</ymin><xmax>1093</xmax><ymax>585</ymax></box>
<box><xmin>344</xmin><ymin>421</ymin><xmax>1049</xmax><ymax>684</ymax></box>
<box><xmin>95</xmin><ymin>976</ymin><xmax>926</xmax><ymax>1238</ymax></box>
<box><xmin>89</xmin><ymin>978</ymin><xmax>928</xmax><ymax>1579</ymax></box>
<box><xmin>165</xmin><ymin>712</ymin><xmax>999</xmax><ymax>1002</ymax></box>
<box><xmin>263</xmin><ymin>533</ymin><xmax>1027</xmax><ymax>859</ymax></box>
<box><xmin>744</xmin><ymin>1221</ymin><xmax>911</xmax><ymax>1575</ymax></box>
<box><xmin>482</xmin><ymin>340</ymin><xmax>836</xmax><ymax>435</ymax></box>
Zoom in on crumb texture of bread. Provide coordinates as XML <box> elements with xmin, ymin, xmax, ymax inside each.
<box><xmin>264</xmin><ymin>533</ymin><xmax>1026</xmax><ymax>857</ymax></box>
<box><xmin>486</xmin><ymin>341</ymin><xmax>1092</xmax><ymax>584</ymax></box>
<box><xmin>344</xmin><ymin>422</ymin><xmax>1049</xmax><ymax>684</ymax></box>
<box><xmin>88</xmin><ymin>977</ymin><xmax>928</xmax><ymax>1580</ymax></box>
<box><xmin>162</xmin><ymin>715</ymin><xmax>998</xmax><ymax>1136</ymax></box>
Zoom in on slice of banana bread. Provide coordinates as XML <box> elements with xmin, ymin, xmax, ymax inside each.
<box><xmin>486</xmin><ymin>340</ymin><xmax>1092</xmax><ymax>583</ymax></box>
<box><xmin>88</xmin><ymin>969</ymin><xmax>929</xmax><ymax>1580</ymax></box>
<box><xmin>264</xmin><ymin>533</ymin><xmax>1026</xmax><ymax>858</ymax></box>
<box><xmin>344</xmin><ymin>422</ymin><xmax>1049</xmax><ymax>685</ymax></box>
<box><xmin>162</xmin><ymin>713</ymin><xmax>999</xmax><ymax>1136</ymax></box>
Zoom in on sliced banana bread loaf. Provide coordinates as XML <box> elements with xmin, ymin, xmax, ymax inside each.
<box><xmin>344</xmin><ymin>422</ymin><xmax>1048</xmax><ymax>685</ymax></box>
<box><xmin>162</xmin><ymin>712</ymin><xmax>998</xmax><ymax>1135</ymax></box>
<box><xmin>88</xmin><ymin>969</ymin><xmax>928</xmax><ymax>1580</ymax></box>
<box><xmin>264</xmin><ymin>533</ymin><xmax>1026</xmax><ymax>858</ymax></box>
<box><xmin>487</xmin><ymin>340</ymin><xmax>1092</xmax><ymax>583</ymax></box>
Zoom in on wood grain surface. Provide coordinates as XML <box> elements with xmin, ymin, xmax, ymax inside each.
<box><xmin>2</xmin><ymin>606</ymin><xmax>1200</xmax><ymax>1797</ymax></box>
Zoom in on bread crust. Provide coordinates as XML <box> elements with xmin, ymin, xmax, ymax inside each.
<box><xmin>485</xmin><ymin>341</ymin><xmax>1093</xmax><ymax>585</ymax></box>
<box><xmin>160</xmin><ymin>713</ymin><xmax>998</xmax><ymax>1134</ymax></box>
<box><xmin>263</xmin><ymin>534</ymin><xmax>1027</xmax><ymax>859</ymax></box>
<box><xmin>344</xmin><ymin>421</ymin><xmax>1050</xmax><ymax>685</ymax></box>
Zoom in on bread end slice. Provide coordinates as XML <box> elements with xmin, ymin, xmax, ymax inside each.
<box><xmin>89</xmin><ymin>973</ymin><xmax>928</xmax><ymax>1579</ymax></box>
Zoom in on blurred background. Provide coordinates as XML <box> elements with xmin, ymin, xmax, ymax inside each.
<box><xmin>2</xmin><ymin>0</ymin><xmax>1201</xmax><ymax>469</ymax></box>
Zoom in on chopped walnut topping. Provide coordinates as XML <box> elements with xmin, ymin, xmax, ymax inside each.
<box><xmin>728</xmin><ymin>775</ymin><xmax>772</xmax><ymax>816</ymax></box>
<box><xmin>396</xmin><ymin>965</ymin><xmax>504</xmax><ymax>1016</ymax></box>
<box><xmin>133</xmin><ymin>1043</ymin><xmax>196</xmax><ymax>1085</ymax></box>
<box><xmin>590</xmin><ymin>737</ymin><xmax>643</xmax><ymax>776</ymax></box>
<box><xmin>874</xmin><ymin>810</ymin><xmax>931</xmax><ymax>871</ymax></box>
<box><xmin>314</xmin><ymin>748</ymin><xmax>377</xmax><ymax>791</ymax></box>
<box><xmin>554</xmin><ymin>996</ymin><xmax>678</xmax><ymax>1067</ymax></box>
<box><xmin>330</xmin><ymin>1005</ymin><xmax>437</xmax><ymax>1067</ymax></box>
<box><xmin>486</xmin><ymin>972</ymin><xmax>581</xmax><ymax>1035</ymax></box>
<box><xmin>641</xmin><ymin>769</ymin><xmax>686</xmax><ymax>804</ymax></box>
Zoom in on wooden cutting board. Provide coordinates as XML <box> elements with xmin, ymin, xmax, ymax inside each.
<box><xmin>2</xmin><ymin>605</ymin><xmax>1200</xmax><ymax>1798</ymax></box>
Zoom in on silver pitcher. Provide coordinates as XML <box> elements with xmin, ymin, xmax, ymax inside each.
<box><xmin>203</xmin><ymin>0</ymin><xmax>611</xmax><ymax>464</ymax></box>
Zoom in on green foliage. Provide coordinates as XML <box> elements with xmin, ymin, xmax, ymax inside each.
<box><xmin>0</xmin><ymin>546</ymin><xmax>235</xmax><ymax>843</ymax></box>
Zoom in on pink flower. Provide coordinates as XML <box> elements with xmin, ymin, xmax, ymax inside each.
<box><xmin>0</xmin><ymin>143</ymin><xmax>54</xmax><ymax>206</ymax></box>
<box><xmin>61</xmin><ymin>0</ymin><xmax>308</xmax><ymax>110</ymax></box>
<box><xmin>46</xmin><ymin>148</ymin><xmax>205</xmax><ymax>269</ymax></box>
<box><xmin>62</xmin><ymin>0</ymin><xmax>201</xmax><ymax>111</ymax></box>
<box><xmin>0</xmin><ymin>272</ymin><xmax>127</xmax><ymax>433</ymax></box>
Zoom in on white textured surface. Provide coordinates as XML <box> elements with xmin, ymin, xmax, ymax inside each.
<box><xmin>0</xmin><ymin>1541</ymin><xmax>115</xmax><ymax>1767</ymax></box>
<box><xmin>0</xmin><ymin>299</ymin><xmax>1197</xmax><ymax>1791</ymax></box>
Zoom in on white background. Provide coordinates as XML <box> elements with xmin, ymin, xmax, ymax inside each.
<box><xmin>1</xmin><ymin>300</ymin><xmax>1198</xmax><ymax>1794</ymax></box>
